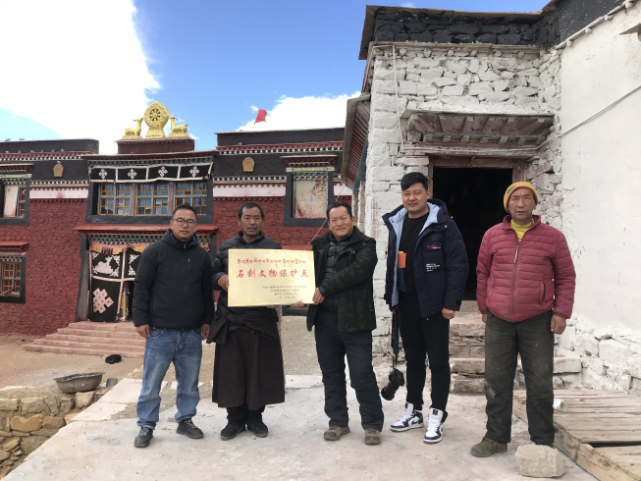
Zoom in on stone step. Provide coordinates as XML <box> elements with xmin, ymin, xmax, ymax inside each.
<box><xmin>450</xmin><ymin>354</ymin><xmax>582</xmax><ymax>375</ymax></box>
<box><xmin>450</xmin><ymin>316</ymin><xmax>485</xmax><ymax>338</ymax></box>
<box><xmin>29</xmin><ymin>338</ymin><xmax>145</xmax><ymax>354</ymax></box>
<box><xmin>44</xmin><ymin>333</ymin><xmax>146</xmax><ymax>346</ymax></box>
<box><xmin>55</xmin><ymin>328</ymin><xmax>142</xmax><ymax>340</ymax></box>
<box><xmin>23</xmin><ymin>343</ymin><xmax>144</xmax><ymax>358</ymax></box>
<box><xmin>64</xmin><ymin>321</ymin><xmax>137</xmax><ymax>332</ymax></box>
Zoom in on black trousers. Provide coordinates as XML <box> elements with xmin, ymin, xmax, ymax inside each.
<box><xmin>314</xmin><ymin>308</ymin><xmax>384</xmax><ymax>431</ymax></box>
<box><xmin>399</xmin><ymin>296</ymin><xmax>450</xmax><ymax>412</ymax></box>
<box><xmin>484</xmin><ymin>310</ymin><xmax>555</xmax><ymax>445</ymax></box>
<box><xmin>227</xmin><ymin>404</ymin><xmax>265</xmax><ymax>425</ymax></box>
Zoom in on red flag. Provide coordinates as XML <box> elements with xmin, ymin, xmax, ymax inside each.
<box><xmin>254</xmin><ymin>109</ymin><xmax>267</xmax><ymax>124</ymax></box>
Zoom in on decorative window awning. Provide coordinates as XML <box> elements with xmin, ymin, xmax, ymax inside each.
<box><xmin>282</xmin><ymin>155</ymin><xmax>337</xmax><ymax>167</ymax></box>
<box><xmin>403</xmin><ymin>110</ymin><xmax>554</xmax><ymax>152</ymax></box>
<box><xmin>89</xmin><ymin>163</ymin><xmax>213</xmax><ymax>183</ymax></box>
<box><xmin>0</xmin><ymin>241</ymin><xmax>28</xmax><ymax>252</ymax></box>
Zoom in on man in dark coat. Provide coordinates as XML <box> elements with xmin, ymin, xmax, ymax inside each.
<box><xmin>383</xmin><ymin>172</ymin><xmax>468</xmax><ymax>444</ymax></box>
<box><xmin>292</xmin><ymin>201</ymin><xmax>384</xmax><ymax>446</ymax></box>
<box><xmin>209</xmin><ymin>201</ymin><xmax>285</xmax><ymax>441</ymax></box>
<box><xmin>133</xmin><ymin>204</ymin><xmax>214</xmax><ymax>448</ymax></box>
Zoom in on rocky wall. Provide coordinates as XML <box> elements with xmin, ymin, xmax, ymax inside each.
<box><xmin>0</xmin><ymin>199</ymin><xmax>86</xmax><ymax>337</ymax></box>
<box><xmin>525</xmin><ymin>50</ymin><xmax>564</xmax><ymax>230</ymax></box>
<box><xmin>0</xmin><ymin>384</ymin><xmax>104</xmax><ymax>478</ymax></box>
<box><xmin>373</xmin><ymin>10</ymin><xmax>550</xmax><ymax>46</ymax></box>
<box><xmin>363</xmin><ymin>44</ymin><xmax>548</xmax><ymax>359</ymax></box>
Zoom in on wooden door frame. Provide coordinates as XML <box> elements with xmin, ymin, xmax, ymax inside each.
<box><xmin>427</xmin><ymin>157</ymin><xmax>525</xmax><ymax>192</ymax></box>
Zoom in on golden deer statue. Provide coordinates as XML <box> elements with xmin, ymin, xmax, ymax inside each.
<box><xmin>122</xmin><ymin>118</ymin><xmax>143</xmax><ymax>139</ymax></box>
<box><xmin>168</xmin><ymin>115</ymin><xmax>190</xmax><ymax>138</ymax></box>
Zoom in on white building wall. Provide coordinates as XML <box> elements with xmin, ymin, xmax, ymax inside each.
<box><xmin>556</xmin><ymin>2</ymin><xmax>641</xmax><ymax>391</ymax></box>
<box><xmin>362</xmin><ymin>44</ymin><xmax>551</xmax><ymax>359</ymax></box>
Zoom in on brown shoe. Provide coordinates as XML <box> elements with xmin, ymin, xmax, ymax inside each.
<box><xmin>364</xmin><ymin>429</ymin><xmax>382</xmax><ymax>445</ymax></box>
<box><xmin>324</xmin><ymin>426</ymin><xmax>350</xmax><ymax>441</ymax></box>
<box><xmin>471</xmin><ymin>437</ymin><xmax>508</xmax><ymax>457</ymax></box>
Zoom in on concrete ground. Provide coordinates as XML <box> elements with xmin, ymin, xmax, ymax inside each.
<box><xmin>6</xmin><ymin>377</ymin><xmax>596</xmax><ymax>481</ymax></box>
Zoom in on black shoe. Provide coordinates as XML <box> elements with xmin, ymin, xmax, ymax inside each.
<box><xmin>134</xmin><ymin>427</ymin><xmax>153</xmax><ymax>448</ymax></box>
<box><xmin>176</xmin><ymin>419</ymin><xmax>204</xmax><ymax>439</ymax></box>
<box><xmin>220</xmin><ymin>422</ymin><xmax>245</xmax><ymax>441</ymax></box>
<box><xmin>247</xmin><ymin>421</ymin><xmax>269</xmax><ymax>438</ymax></box>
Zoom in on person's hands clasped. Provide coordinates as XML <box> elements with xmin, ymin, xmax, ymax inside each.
<box><xmin>551</xmin><ymin>314</ymin><xmax>567</xmax><ymax>335</ymax></box>
<box><xmin>291</xmin><ymin>301</ymin><xmax>306</xmax><ymax>309</ymax></box>
<box><xmin>312</xmin><ymin>288</ymin><xmax>325</xmax><ymax>305</ymax></box>
<box><xmin>218</xmin><ymin>275</ymin><xmax>229</xmax><ymax>291</ymax></box>
<box><xmin>442</xmin><ymin>308</ymin><xmax>456</xmax><ymax>320</ymax></box>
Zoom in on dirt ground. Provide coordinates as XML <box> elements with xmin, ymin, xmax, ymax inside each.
<box><xmin>0</xmin><ymin>336</ymin><xmax>142</xmax><ymax>390</ymax></box>
<box><xmin>1</xmin><ymin>316</ymin><xmax>320</xmax><ymax>392</ymax></box>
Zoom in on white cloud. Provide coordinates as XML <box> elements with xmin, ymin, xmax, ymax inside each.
<box><xmin>402</xmin><ymin>2</ymin><xmax>416</xmax><ymax>7</ymax></box>
<box><xmin>0</xmin><ymin>0</ymin><xmax>159</xmax><ymax>153</ymax></box>
<box><xmin>237</xmin><ymin>93</ymin><xmax>361</xmax><ymax>132</ymax></box>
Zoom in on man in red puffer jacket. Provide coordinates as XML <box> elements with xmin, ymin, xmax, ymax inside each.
<box><xmin>470</xmin><ymin>182</ymin><xmax>576</xmax><ymax>458</ymax></box>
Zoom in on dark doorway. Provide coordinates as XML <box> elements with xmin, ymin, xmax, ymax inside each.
<box><xmin>433</xmin><ymin>167</ymin><xmax>513</xmax><ymax>300</ymax></box>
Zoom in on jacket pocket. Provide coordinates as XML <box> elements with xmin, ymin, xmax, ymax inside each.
<box><xmin>488</xmin><ymin>279</ymin><xmax>496</xmax><ymax>302</ymax></box>
<box><xmin>540</xmin><ymin>281</ymin><xmax>545</xmax><ymax>306</ymax></box>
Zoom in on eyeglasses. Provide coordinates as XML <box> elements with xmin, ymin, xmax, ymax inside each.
<box><xmin>173</xmin><ymin>218</ymin><xmax>197</xmax><ymax>226</ymax></box>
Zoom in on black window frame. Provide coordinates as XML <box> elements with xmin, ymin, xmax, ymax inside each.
<box><xmin>0</xmin><ymin>255</ymin><xmax>26</xmax><ymax>304</ymax></box>
<box><xmin>0</xmin><ymin>179</ymin><xmax>30</xmax><ymax>226</ymax></box>
<box><xmin>283</xmin><ymin>172</ymin><xmax>334</xmax><ymax>227</ymax></box>
<box><xmin>87</xmin><ymin>179</ymin><xmax>214</xmax><ymax>225</ymax></box>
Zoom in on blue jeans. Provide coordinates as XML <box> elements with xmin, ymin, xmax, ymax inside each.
<box><xmin>137</xmin><ymin>327</ymin><xmax>202</xmax><ymax>429</ymax></box>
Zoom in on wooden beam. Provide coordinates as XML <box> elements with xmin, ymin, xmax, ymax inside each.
<box><xmin>403</xmin><ymin>145</ymin><xmax>537</xmax><ymax>159</ymax></box>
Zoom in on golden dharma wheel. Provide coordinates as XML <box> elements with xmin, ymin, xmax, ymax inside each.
<box><xmin>144</xmin><ymin>101</ymin><xmax>169</xmax><ymax>138</ymax></box>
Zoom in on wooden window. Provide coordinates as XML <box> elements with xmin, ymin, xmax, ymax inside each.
<box><xmin>98</xmin><ymin>184</ymin><xmax>132</xmax><ymax>215</ymax></box>
<box><xmin>1</xmin><ymin>182</ymin><xmax>27</xmax><ymax>219</ymax></box>
<box><xmin>16</xmin><ymin>186</ymin><xmax>26</xmax><ymax>217</ymax></box>
<box><xmin>137</xmin><ymin>182</ymin><xmax>170</xmax><ymax>215</ymax></box>
<box><xmin>293</xmin><ymin>177</ymin><xmax>328</xmax><ymax>218</ymax></box>
<box><xmin>175</xmin><ymin>181</ymin><xmax>207</xmax><ymax>215</ymax></box>
<box><xmin>1</xmin><ymin>260</ymin><xmax>21</xmax><ymax>297</ymax></box>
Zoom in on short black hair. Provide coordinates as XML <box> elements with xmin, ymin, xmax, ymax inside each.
<box><xmin>173</xmin><ymin>203</ymin><xmax>197</xmax><ymax>218</ymax></box>
<box><xmin>401</xmin><ymin>172</ymin><xmax>429</xmax><ymax>192</ymax></box>
<box><xmin>237</xmin><ymin>201</ymin><xmax>265</xmax><ymax>219</ymax></box>
<box><xmin>326</xmin><ymin>201</ymin><xmax>353</xmax><ymax>219</ymax></box>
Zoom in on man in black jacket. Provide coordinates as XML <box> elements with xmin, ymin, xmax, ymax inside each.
<box><xmin>383</xmin><ymin>172</ymin><xmax>468</xmax><ymax>444</ymax></box>
<box><xmin>293</xmin><ymin>201</ymin><xmax>384</xmax><ymax>445</ymax></box>
<box><xmin>209</xmin><ymin>202</ymin><xmax>285</xmax><ymax>441</ymax></box>
<box><xmin>133</xmin><ymin>204</ymin><xmax>214</xmax><ymax>448</ymax></box>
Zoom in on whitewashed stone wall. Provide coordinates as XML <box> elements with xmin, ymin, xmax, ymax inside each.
<box><xmin>362</xmin><ymin>44</ymin><xmax>552</xmax><ymax>360</ymax></box>
<box><xmin>525</xmin><ymin>50</ymin><xmax>564</xmax><ymax>230</ymax></box>
<box><xmin>544</xmin><ymin>2</ymin><xmax>641</xmax><ymax>394</ymax></box>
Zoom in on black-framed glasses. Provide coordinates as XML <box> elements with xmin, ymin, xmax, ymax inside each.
<box><xmin>173</xmin><ymin>218</ymin><xmax>197</xmax><ymax>226</ymax></box>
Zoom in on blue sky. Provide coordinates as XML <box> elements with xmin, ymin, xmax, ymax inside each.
<box><xmin>0</xmin><ymin>0</ymin><xmax>548</xmax><ymax>153</ymax></box>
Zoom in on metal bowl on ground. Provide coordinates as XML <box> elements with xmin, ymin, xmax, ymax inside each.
<box><xmin>54</xmin><ymin>372</ymin><xmax>105</xmax><ymax>393</ymax></box>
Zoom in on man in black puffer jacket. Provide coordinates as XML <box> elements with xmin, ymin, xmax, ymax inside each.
<box><xmin>293</xmin><ymin>201</ymin><xmax>383</xmax><ymax>446</ymax></box>
<box><xmin>133</xmin><ymin>204</ymin><xmax>214</xmax><ymax>448</ymax></box>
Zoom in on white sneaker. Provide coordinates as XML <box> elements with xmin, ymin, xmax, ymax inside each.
<box><xmin>423</xmin><ymin>408</ymin><xmax>447</xmax><ymax>444</ymax></box>
<box><xmin>390</xmin><ymin>403</ymin><xmax>424</xmax><ymax>432</ymax></box>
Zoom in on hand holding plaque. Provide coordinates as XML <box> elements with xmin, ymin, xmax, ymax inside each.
<box><xmin>228</xmin><ymin>249</ymin><xmax>315</xmax><ymax>307</ymax></box>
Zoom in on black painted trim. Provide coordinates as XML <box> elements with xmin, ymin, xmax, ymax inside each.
<box><xmin>282</xmin><ymin>173</ymin><xmax>333</xmax><ymax>227</ymax></box>
<box><xmin>74</xmin><ymin>234</ymin><xmax>90</xmax><ymax>323</ymax></box>
<box><xmin>0</xmin><ymin>179</ymin><xmax>30</xmax><ymax>226</ymax></box>
<box><xmin>0</xmin><ymin>256</ymin><xmax>26</xmax><ymax>304</ymax></box>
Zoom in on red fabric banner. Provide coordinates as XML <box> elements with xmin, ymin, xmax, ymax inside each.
<box><xmin>254</xmin><ymin>109</ymin><xmax>267</xmax><ymax>124</ymax></box>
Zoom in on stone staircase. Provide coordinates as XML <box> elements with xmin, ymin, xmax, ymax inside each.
<box><xmin>449</xmin><ymin>308</ymin><xmax>582</xmax><ymax>393</ymax></box>
<box><xmin>23</xmin><ymin>321</ymin><xmax>145</xmax><ymax>358</ymax></box>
